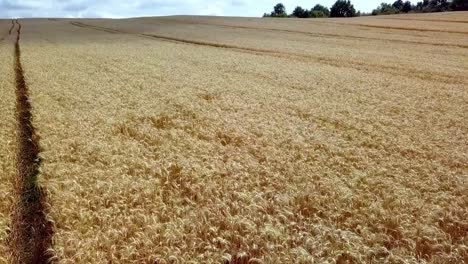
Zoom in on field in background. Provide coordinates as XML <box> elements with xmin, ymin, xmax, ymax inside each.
<box><xmin>1</xmin><ymin>12</ymin><xmax>467</xmax><ymax>263</ymax></box>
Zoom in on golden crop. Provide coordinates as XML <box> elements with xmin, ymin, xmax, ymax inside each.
<box><xmin>0</xmin><ymin>22</ymin><xmax>17</xmax><ymax>263</ymax></box>
<box><xmin>0</xmin><ymin>12</ymin><xmax>467</xmax><ymax>263</ymax></box>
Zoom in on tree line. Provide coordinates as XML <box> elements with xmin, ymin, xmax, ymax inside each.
<box><xmin>264</xmin><ymin>0</ymin><xmax>467</xmax><ymax>18</ymax></box>
<box><xmin>264</xmin><ymin>1</ymin><xmax>358</xmax><ymax>18</ymax></box>
<box><xmin>372</xmin><ymin>0</ymin><xmax>467</xmax><ymax>15</ymax></box>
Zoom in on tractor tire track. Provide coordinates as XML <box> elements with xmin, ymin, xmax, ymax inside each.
<box><xmin>10</xmin><ymin>19</ymin><xmax>55</xmax><ymax>264</ymax></box>
<box><xmin>9</xmin><ymin>19</ymin><xmax>15</xmax><ymax>35</ymax></box>
<box><xmin>70</xmin><ymin>21</ymin><xmax>123</xmax><ymax>34</ymax></box>
<box><xmin>159</xmin><ymin>19</ymin><xmax>468</xmax><ymax>49</ymax></box>
<box><xmin>69</xmin><ymin>21</ymin><xmax>467</xmax><ymax>85</ymax></box>
<box><xmin>376</xmin><ymin>17</ymin><xmax>468</xmax><ymax>24</ymax></box>
<box><xmin>339</xmin><ymin>23</ymin><xmax>468</xmax><ymax>35</ymax></box>
<box><xmin>0</xmin><ymin>20</ymin><xmax>14</xmax><ymax>41</ymax></box>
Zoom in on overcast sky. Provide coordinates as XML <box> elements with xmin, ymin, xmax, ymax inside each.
<box><xmin>1</xmin><ymin>0</ymin><xmax>418</xmax><ymax>18</ymax></box>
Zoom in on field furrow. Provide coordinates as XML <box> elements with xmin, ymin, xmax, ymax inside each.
<box><xmin>9</xmin><ymin>21</ymin><xmax>54</xmax><ymax>263</ymax></box>
<box><xmin>337</xmin><ymin>22</ymin><xmax>468</xmax><ymax>34</ymax></box>
<box><xmin>376</xmin><ymin>17</ymin><xmax>468</xmax><ymax>24</ymax></box>
<box><xmin>81</xmin><ymin>17</ymin><xmax>468</xmax><ymax>81</ymax></box>
<box><xmin>69</xmin><ymin>21</ymin><xmax>467</xmax><ymax>86</ymax></box>
<box><xmin>145</xmin><ymin>18</ymin><xmax>468</xmax><ymax>49</ymax></box>
<box><xmin>152</xmin><ymin>15</ymin><xmax>468</xmax><ymax>48</ymax></box>
<box><xmin>8</xmin><ymin>20</ymin><xmax>15</xmax><ymax>35</ymax></box>
<box><xmin>0</xmin><ymin>20</ymin><xmax>12</xmax><ymax>41</ymax></box>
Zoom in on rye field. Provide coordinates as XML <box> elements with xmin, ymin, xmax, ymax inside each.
<box><xmin>0</xmin><ymin>12</ymin><xmax>467</xmax><ymax>263</ymax></box>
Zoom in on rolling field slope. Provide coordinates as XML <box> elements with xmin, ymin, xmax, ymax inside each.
<box><xmin>0</xmin><ymin>12</ymin><xmax>466</xmax><ymax>263</ymax></box>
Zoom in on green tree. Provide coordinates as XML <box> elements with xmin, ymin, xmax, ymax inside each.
<box><xmin>423</xmin><ymin>0</ymin><xmax>430</xmax><ymax>5</ymax></box>
<box><xmin>372</xmin><ymin>2</ymin><xmax>400</xmax><ymax>15</ymax></box>
<box><xmin>330</xmin><ymin>0</ymin><xmax>357</xmax><ymax>17</ymax></box>
<box><xmin>272</xmin><ymin>3</ymin><xmax>287</xmax><ymax>17</ymax></box>
<box><xmin>393</xmin><ymin>0</ymin><xmax>404</xmax><ymax>10</ymax></box>
<box><xmin>310</xmin><ymin>10</ymin><xmax>326</xmax><ymax>17</ymax></box>
<box><xmin>451</xmin><ymin>0</ymin><xmax>468</xmax><ymax>10</ymax></box>
<box><xmin>402</xmin><ymin>1</ymin><xmax>413</xmax><ymax>12</ymax></box>
<box><xmin>425</xmin><ymin>0</ymin><xmax>450</xmax><ymax>11</ymax></box>
<box><xmin>415</xmin><ymin>1</ymin><xmax>423</xmax><ymax>10</ymax></box>
<box><xmin>312</xmin><ymin>4</ymin><xmax>330</xmax><ymax>17</ymax></box>
<box><xmin>292</xmin><ymin>6</ymin><xmax>309</xmax><ymax>18</ymax></box>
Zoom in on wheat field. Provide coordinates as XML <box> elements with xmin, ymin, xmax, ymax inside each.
<box><xmin>0</xmin><ymin>12</ymin><xmax>467</xmax><ymax>263</ymax></box>
<box><xmin>0</xmin><ymin>19</ymin><xmax>17</xmax><ymax>263</ymax></box>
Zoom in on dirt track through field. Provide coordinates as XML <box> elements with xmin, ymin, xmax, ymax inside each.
<box><xmin>69</xmin><ymin>21</ymin><xmax>467</xmax><ymax>85</ymax></box>
<box><xmin>10</xmin><ymin>20</ymin><xmax>55</xmax><ymax>264</ymax></box>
